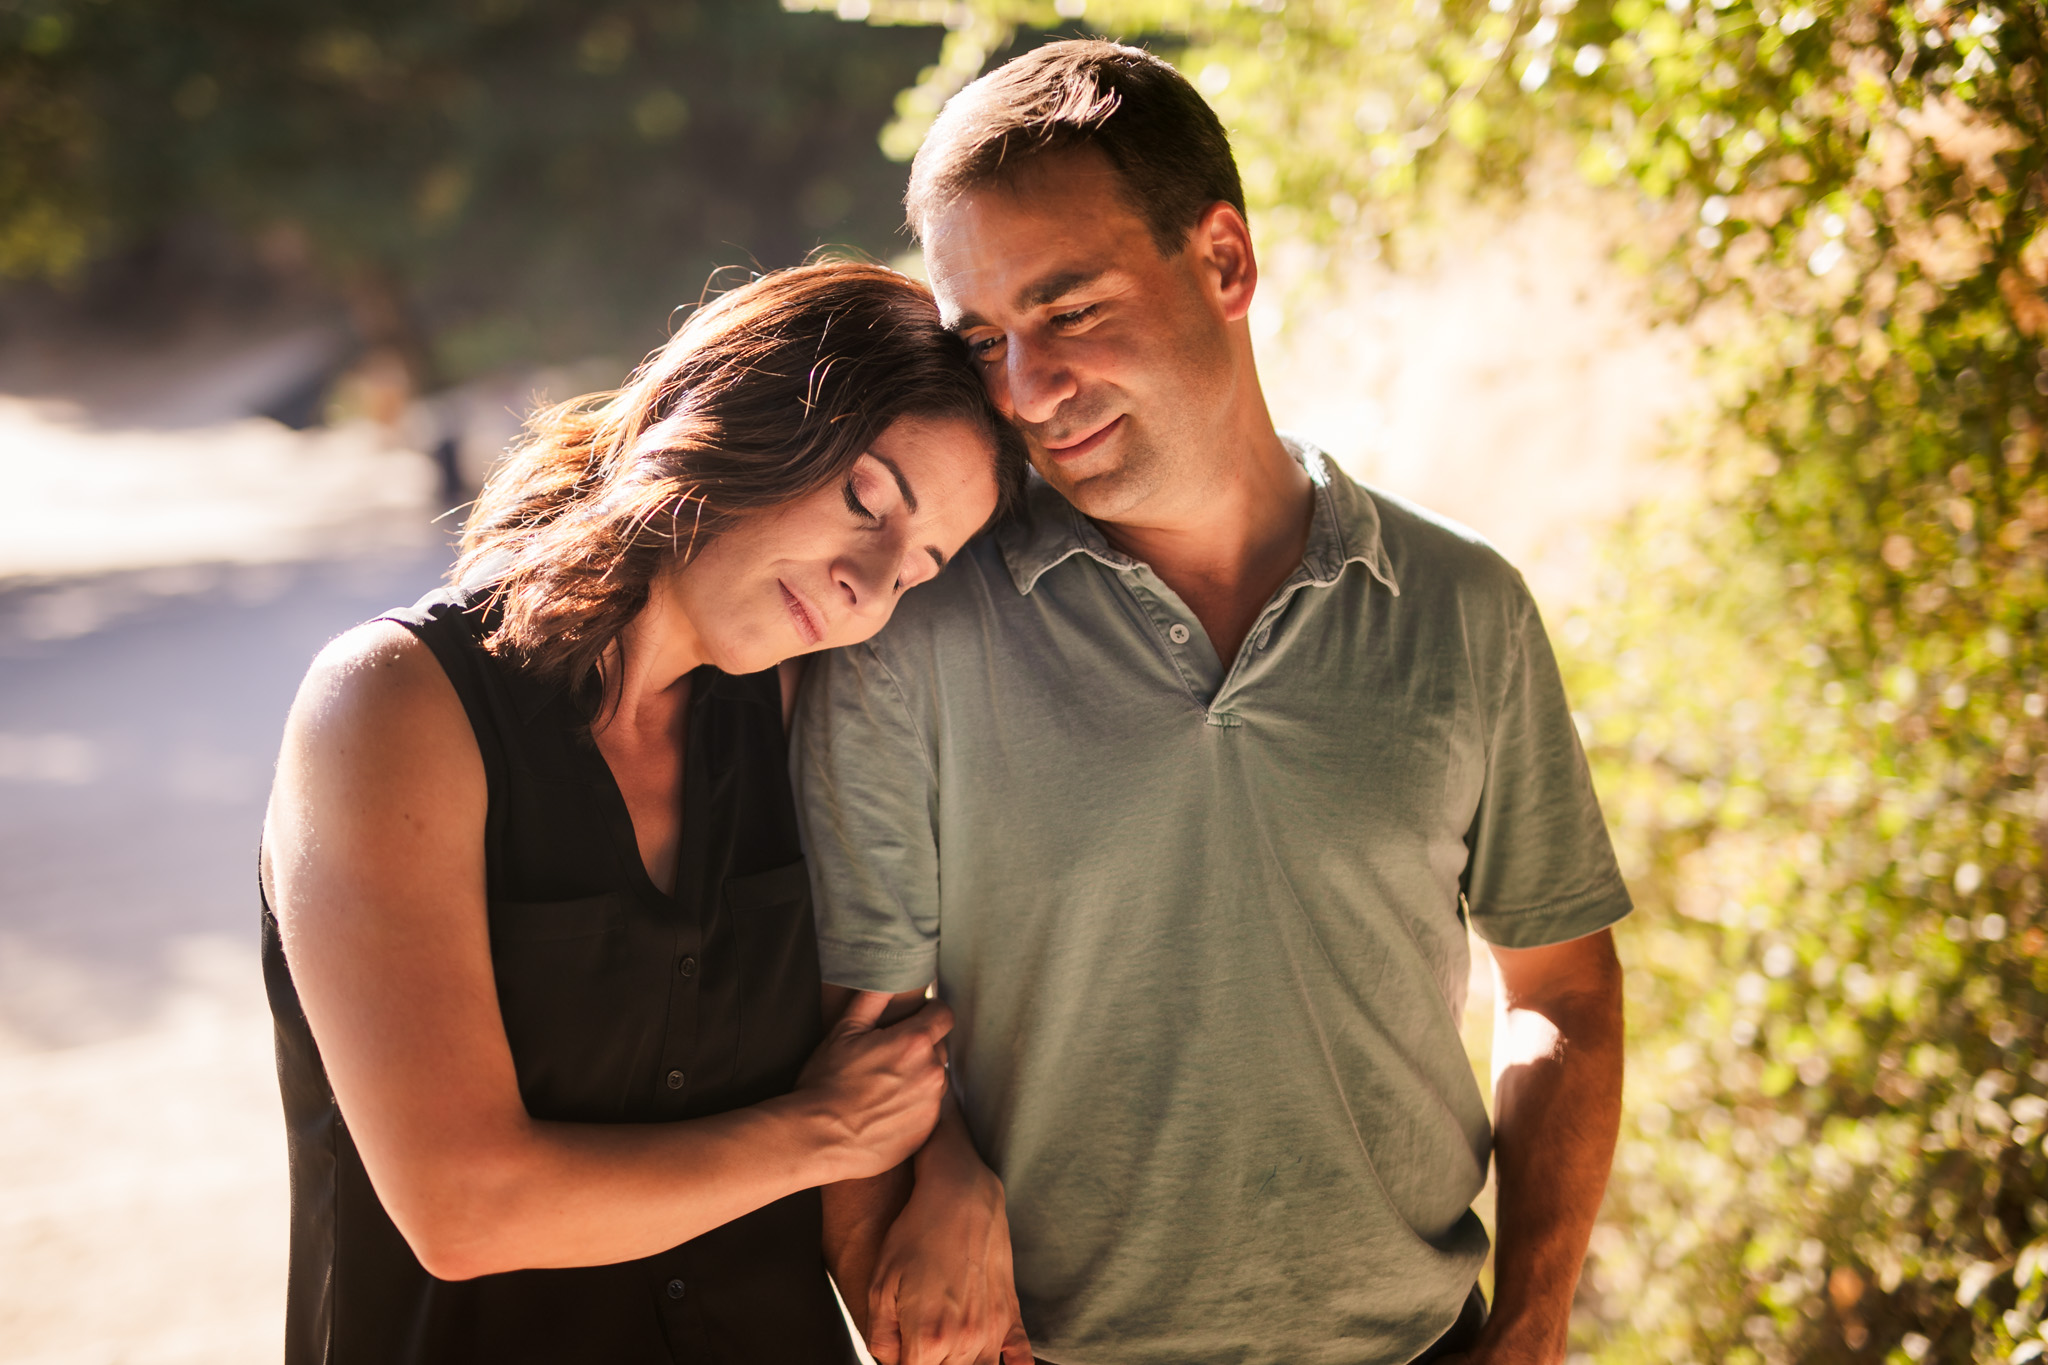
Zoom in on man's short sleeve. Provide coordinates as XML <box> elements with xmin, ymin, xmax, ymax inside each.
<box><xmin>1463</xmin><ymin>588</ymin><xmax>1634</xmax><ymax>949</ymax></box>
<box><xmin>789</xmin><ymin>641</ymin><xmax>943</xmax><ymax>994</ymax></box>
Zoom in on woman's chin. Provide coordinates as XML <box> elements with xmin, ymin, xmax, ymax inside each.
<box><xmin>706</xmin><ymin>635</ymin><xmax>796</xmax><ymax>677</ymax></box>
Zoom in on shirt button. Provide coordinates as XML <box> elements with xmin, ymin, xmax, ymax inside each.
<box><xmin>666</xmin><ymin>1070</ymin><xmax>686</xmax><ymax>1090</ymax></box>
<box><xmin>677</xmin><ymin>956</ymin><xmax>697</xmax><ymax>977</ymax></box>
<box><xmin>666</xmin><ymin>1278</ymin><xmax>686</xmax><ymax>1300</ymax></box>
<box><xmin>1168</xmin><ymin>623</ymin><xmax>1191</xmax><ymax>645</ymax></box>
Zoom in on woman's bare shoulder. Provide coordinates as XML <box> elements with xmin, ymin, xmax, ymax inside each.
<box><xmin>279</xmin><ymin>618</ymin><xmax>480</xmax><ymax>794</ymax></box>
<box><xmin>267</xmin><ymin>619</ymin><xmax>485</xmax><ymax>908</ymax></box>
<box><xmin>293</xmin><ymin>619</ymin><xmax>462</xmax><ymax>734</ymax></box>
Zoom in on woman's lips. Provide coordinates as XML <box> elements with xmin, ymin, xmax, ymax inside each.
<box><xmin>1040</xmin><ymin>414</ymin><xmax>1124</xmax><ymax>463</ymax></box>
<box><xmin>780</xmin><ymin>581</ymin><xmax>823</xmax><ymax>646</ymax></box>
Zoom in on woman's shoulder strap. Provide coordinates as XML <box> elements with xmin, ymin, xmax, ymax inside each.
<box><xmin>378</xmin><ymin>582</ymin><xmax>494</xmax><ymax>693</ymax></box>
<box><xmin>371</xmin><ymin>585</ymin><xmax>529</xmax><ymax>778</ymax></box>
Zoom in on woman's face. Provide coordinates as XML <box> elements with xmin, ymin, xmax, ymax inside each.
<box><xmin>670</xmin><ymin>413</ymin><xmax>1001</xmax><ymax>675</ymax></box>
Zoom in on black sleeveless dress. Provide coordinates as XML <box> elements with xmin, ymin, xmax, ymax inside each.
<box><xmin>261</xmin><ymin>586</ymin><xmax>858</xmax><ymax>1364</ymax></box>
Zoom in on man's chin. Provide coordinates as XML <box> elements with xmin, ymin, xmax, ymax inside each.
<box><xmin>1036</xmin><ymin>462</ymin><xmax>1151</xmax><ymax>524</ymax></box>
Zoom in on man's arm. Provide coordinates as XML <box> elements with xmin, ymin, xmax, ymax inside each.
<box><xmin>1461</xmin><ymin>928</ymin><xmax>1624</xmax><ymax>1365</ymax></box>
<box><xmin>821</xmin><ymin>983</ymin><xmax>928</xmax><ymax>1338</ymax></box>
<box><xmin>821</xmin><ymin>984</ymin><xmax>1033</xmax><ymax>1365</ymax></box>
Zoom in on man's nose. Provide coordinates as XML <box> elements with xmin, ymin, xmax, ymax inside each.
<box><xmin>1003</xmin><ymin>336</ymin><xmax>1077</xmax><ymax>426</ymax></box>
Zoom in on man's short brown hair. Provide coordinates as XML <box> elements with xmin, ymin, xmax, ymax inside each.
<box><xmin>905</xmin><ymin>39</ymin><xmax>1246</xmax><ymax>256</ymax></box>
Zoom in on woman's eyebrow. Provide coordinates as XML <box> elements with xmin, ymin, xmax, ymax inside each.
<box><xmin>872</xmin><ymin>452</ymin><xmax>919</xmax><ymax>513</ymax></box>
<box><xmin>867</xmin><ymin>451</ymin><xmax>945</xmax><ymax>573</ymax></box>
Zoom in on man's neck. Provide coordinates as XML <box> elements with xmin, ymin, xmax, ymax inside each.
<box><xmin>1097</xmin><ymin>427</ymin><xmax>1314</xmax><ymax>667</ymax></box>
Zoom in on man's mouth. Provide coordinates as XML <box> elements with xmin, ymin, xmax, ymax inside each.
<box><xmin>1039</xmin><ymin>414</ymin><xmax>1124</xmax><ymax>463</ymax></box>
<box><xmin>780</xmin><ymin>581</ymin><xmax>823</xmax><ymax>646</ymax></box>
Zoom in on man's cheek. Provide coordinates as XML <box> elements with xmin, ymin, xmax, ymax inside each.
<box><xmin>981</xmin><ymin>366</ymin><xmax>1015</xmax><ymax>415</ymax></box>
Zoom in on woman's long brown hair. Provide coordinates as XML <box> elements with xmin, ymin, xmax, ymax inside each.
<box><xmin>455</xmin><ymin>260</ymin><xmax>1024</xmax><ymax>697</ymax></box>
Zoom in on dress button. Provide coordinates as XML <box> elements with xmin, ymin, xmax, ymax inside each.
<box><xmin>666</xmin><ymin>1278</ymin><xmax>686</xmax><ymax>1300</ymax></box>
<box><xmin>678</xmin><ymin>956</ymin><xmax>697</xmax><ymax>978</ymax></box>
<box><xmin>1168</xmin><ymin>623</ymin><xmax>1191</xmax><ymax>645</ymax></box>
<box><xmin>666</xmin><ymin>1070</ymin><xmax>686</xmax><ymax>1090</ymax></box>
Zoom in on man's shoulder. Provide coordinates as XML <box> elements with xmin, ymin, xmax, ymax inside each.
<box><xmin>868</xmin><ymin>477</ymin><xmax>1077</xmax><ymax>643</ymax></box>
<box><xmin>1342</xmin><ymin>476</ymin><xmax>1532</xmax><ymax>614</ymax></box>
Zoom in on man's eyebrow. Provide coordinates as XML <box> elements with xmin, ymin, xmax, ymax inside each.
<box><xmin>940</xmin><ymin>267</ymin><xmax>1112</xmax><ymax>333</ymax></box>
<box><xmin>1016</xmin><ymin>266</ymin><xmax>1109</xmax><ymax>311</ymax></box>
<box><xmin>872</xmin><ymin>451</ymin><xmax>919</xmax><ymax>514</ymax></box>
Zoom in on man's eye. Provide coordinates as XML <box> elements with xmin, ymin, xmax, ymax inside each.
<box><xmin>1052</xmin><ymin>305</ymin><xmax>1098</xmax><ymax>327</ymax></box>
<box><xmin>969</xmin><ymin>334</ymin><xmax>1003</xmax><ymax>358</ymax></box>
<box><xmin>843</xmin><ymin>477</ymin><xmax>877</xmax><ymax>522</ymax></box>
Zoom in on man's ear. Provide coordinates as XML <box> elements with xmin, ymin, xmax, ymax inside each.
<box><xmin>1190</xmin><ymin>202</ymin><xmax>1259</xmax><ymax>323</ymax></box>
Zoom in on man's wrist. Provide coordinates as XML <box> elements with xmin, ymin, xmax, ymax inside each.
<box><xmin>911</xmin><ymin>1131</ymin><xmax>995</xmax><ymax>1193</ymax></box>
<box><xmin>1466</xmin><ymin>1302</ymin><xmax>1570</xmax><ymax>1365</ymax></box>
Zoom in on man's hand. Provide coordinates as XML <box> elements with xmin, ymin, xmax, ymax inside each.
<box><xmin>867</xmin><ymin>1103</ymin><xmax>1033</xmax><ymax>1365</ymax></box>
<box><xmin>1462</xmin><ymin>928</ymin><xmax>1625</xmax><ymax>1365</ymax></box>
<box><xmin>818</xmin><ymin>984</ymin><xmax>1032</xmax><ymax>1363</ymax></box>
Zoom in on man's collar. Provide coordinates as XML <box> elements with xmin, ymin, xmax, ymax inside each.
<box><xmin>994</xmin><ymin>478</ymin><xmax>1136</xmax><ymax>595</ymax></box>
<box><xmin>996</xmin><ymin>435</ymin><xmax>1401</xmax><ymax>599</ymax></box>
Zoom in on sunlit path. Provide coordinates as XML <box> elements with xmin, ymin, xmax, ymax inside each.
<box><xmin>0</xmin><ymin>546</ymin><xmax>450</xmax><ymax>1363</ymax></box>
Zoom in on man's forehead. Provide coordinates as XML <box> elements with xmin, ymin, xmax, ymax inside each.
<box><xmin>938</xmin><ymin>145</ymin><xmax>1131</xmax><ymax>221</ymax></box>
<box><xmin>925</xmin><ymin>165</ymin><xmax>1150</xmax><ymax>324</ymax></box>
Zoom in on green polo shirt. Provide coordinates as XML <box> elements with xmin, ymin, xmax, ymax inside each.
<box><xmin>792</xmin><ymin>440</ymin><xmax>1631</xmax><ymax>1365</ymax></box>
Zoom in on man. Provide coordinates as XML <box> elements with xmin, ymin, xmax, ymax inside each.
<box><xmin>795</xmin><ymin>40</ymin><xmax>1629</xmax><ymax>1365</ymax></box>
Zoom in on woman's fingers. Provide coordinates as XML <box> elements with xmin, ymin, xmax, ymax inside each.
<box><xmin>836</xmin><ymin>989</ymin><xmax>895</xmax><ymax>1034</ymax></box>
<box><xmin>888</xmin><ymin>998</ymin><xmax>955</xmax><ymax>1048</ymax></box>
<box><xmin>794</xmin><ymin>994</ymin><xmax>954</xmax><ymax>1178</ymax></box>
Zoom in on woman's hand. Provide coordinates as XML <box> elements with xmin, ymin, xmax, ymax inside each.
<box><xmin>794</xmin><ymin>991</ymin><xmax>955</xmax><ymax>1182</ymax></box>
<box><xmin>866</xmin><ymin>1101</ymin><xmax>1034</xmax><ymax>1365</ymax></box>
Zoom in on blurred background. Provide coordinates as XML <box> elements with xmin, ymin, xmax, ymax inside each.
<box><xmin>0</xmin><ymin>1</ymin><xmax>2040</xmax><ymax>1362</ymax></box>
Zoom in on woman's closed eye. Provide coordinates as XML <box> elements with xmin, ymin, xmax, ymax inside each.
<box><xmin>843</xmin><ymin>476</ymin><xmax>878</xmax><ymax>524</ymax></box>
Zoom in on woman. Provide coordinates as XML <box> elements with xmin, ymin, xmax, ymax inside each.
<box><xmin>260</xmin><ymin>261</ymin><xmax>1025</xmax><ymax>1363</ymax></box>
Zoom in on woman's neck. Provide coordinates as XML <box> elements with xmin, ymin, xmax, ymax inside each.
<box><xmin>600</xmin><ymin>571</ymin><xmax>705</xmax><ymax>732</ymax></box>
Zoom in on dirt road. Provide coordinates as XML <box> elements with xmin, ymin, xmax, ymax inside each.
<box><xmin>0</xmin><ymin>547</ymin><xmax>450</xmax><ymax>1365</ymax></box>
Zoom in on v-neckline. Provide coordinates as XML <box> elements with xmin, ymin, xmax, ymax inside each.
<box><xmin>582</xmin><ymin>667</ymin><xmax>706</xmax><ymax>905</ymax></box>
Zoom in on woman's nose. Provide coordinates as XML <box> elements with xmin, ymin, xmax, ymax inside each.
<box><xmin>894</xmin><ymin>544</ymin><xmax>939</xmax><ymax>594</ymax></box>
<box><xmin>834</xmin><ymin>540</ymin><xmax>900</xmax><ymax>617</ymax></box>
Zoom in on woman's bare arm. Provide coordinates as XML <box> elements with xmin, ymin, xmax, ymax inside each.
<box><xmin>265</xmin><ymin>623</ymin><xmax>952</xmax><ymax>1282</ymax></box>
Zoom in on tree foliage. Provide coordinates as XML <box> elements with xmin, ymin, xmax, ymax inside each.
<box><xmin>804</xmin><ymin>0</ymin><xmax>2048</xmax><ymax>1359</ymax></box>
<box><xmin>0</xmin><ymin>0</ymin><xmax>940</xmax><ymax>378</ymax></box>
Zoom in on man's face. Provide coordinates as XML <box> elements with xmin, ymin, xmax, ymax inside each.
<box><xmin>923</xmin><ymin>149</ymin><xmax>1241</xmax><ymax>524</ymax></box>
